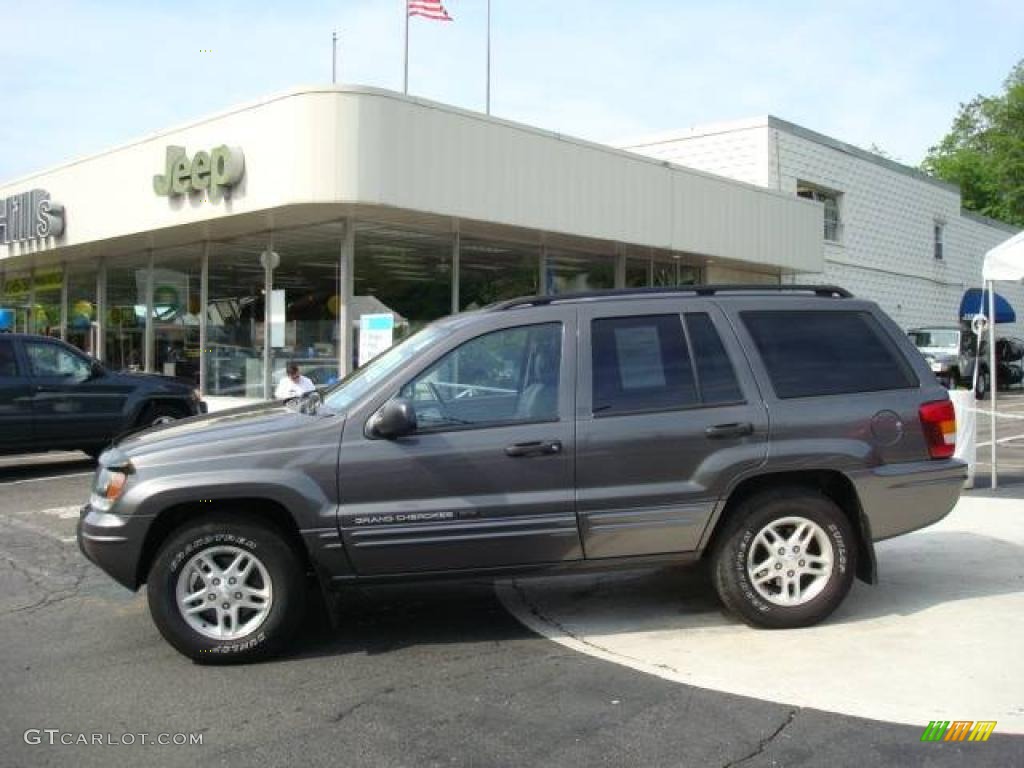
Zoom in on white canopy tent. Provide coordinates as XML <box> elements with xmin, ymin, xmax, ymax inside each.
<box><xmin>980</xmin><ymin>230</ymin><xmax>1024</xmax><ymax>489</ymax></box>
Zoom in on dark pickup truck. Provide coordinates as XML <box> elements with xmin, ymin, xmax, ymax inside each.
<box><xmin>0</xmin><ymin>333</ymin><xmax>206</xmax><ymax>458</ymax></box>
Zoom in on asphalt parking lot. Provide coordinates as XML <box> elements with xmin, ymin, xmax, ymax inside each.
<box><xmin>2</xmin><ymin>399</ymin><xmax>1024</xmax><ymax>767</ymax></box>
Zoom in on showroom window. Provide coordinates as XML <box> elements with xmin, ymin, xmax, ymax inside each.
<box><xmin>205</xmin><ymin>234</ymin><xmax>268</xmax><ymax>397</ymax></box>
<box><xmin>545</xmin><ymin>249</ymin><xmax>615</xmax><ymax>294</ymax></box>
<box><xmin>797</xmin><ymin>182</ymin><xmax>842</xmax><ymax>243</ymax></box>
<box><xmin>459</xmin><ymin>238</ymin><xmax>539</xmax><ymax>310</ymax></box>
<box><xmin>151</xmin><ymin>245</ymin><xmax>202</xmax><ymax>387</ymax></box>
<box><xmin>103</xmin><ymin>253</ymin><xmax>148</xmax><ymax>372</ymax></box>
<box><xmin>32</xmin><ymin>267</ymin><xmax>63</xmax><ymax>338</ymax></box>
<box><xmin>66</xmin><ymin>266</ymin><xmax>98</xmax><ymax>356</ymax></box>
<box><xmin>355</xmin><ymin>223</ymin><xmax>452</xmax><ymax>361</ymax></box>
<box><xmin>0</xmin><ymin>271</ymin><xmax>32</xmax><ymax>334</ymax></box>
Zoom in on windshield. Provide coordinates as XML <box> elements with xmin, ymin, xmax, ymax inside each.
<box><xmin>322</xmin><ymin>325</ymin><xmax>446</xmax><ymax>413</ymax></box>
<box><xmin>908</xmin><ymin>330</ymin><xmax>959</xmax><ymax>349</ymax></box>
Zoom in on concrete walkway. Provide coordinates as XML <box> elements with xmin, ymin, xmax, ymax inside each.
<box><xmin>497</xmin><ymin>495</ymin><xmax>1024</xmax><ymax>733</ymax></box>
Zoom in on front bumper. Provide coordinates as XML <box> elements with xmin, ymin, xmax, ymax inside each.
<box><xmin>77</xmin><ymin>504</ymin><xmax>152</xmax><ymax>590</ymax></box>
<box><xmin>851</xmin><ymin>459</ymin><xmax>967</xmax><ymax>541</ymax></box>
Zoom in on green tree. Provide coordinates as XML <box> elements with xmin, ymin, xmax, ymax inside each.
<box><xmin>923</xmin><ymin>59</ymin><xmax>1024</xmax><ymax>227</ymax></box>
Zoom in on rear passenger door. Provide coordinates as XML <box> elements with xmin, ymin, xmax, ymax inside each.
<box><xmin>576</xmin><ymin>299</ymin><xmax>769</xmax><ymax>559</ymax></box>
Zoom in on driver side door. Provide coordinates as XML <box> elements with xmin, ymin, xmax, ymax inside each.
<box><xmin>337</xmin><ymin>308</ymin><xmax>582</xmax><ymax>575</ymax></box>
<box><xmin>24</xmin><ymin>339</ymin><xmax>122</xmax><ymax>447</ymax></box>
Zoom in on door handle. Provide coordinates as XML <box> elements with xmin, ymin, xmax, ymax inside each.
<box><xmin>705</xmin><ymin>422</ymin><xmax>754</xmax><ymax>439</ymax></box>
<box><xmin>505</xmin><ymin>440</ymin><xmax>563</xmax><ymax>457</ymax></box>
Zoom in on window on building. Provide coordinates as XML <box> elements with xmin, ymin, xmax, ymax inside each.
<box><xmin>934</xmin><ymin>221</ymin><xmax>945</xmax><ymax>260</ymax></box>
<box><xmin>741</xmin><ymin>310</ymin><xmax>917</xmax><ymax>399</ymax></box>
<box><xmin>797</xmin><ymin>183</ymin><xmax>842</xmax><ymax>243</ymax></box>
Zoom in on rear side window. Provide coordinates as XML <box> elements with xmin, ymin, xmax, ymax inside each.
<box><xmin>0</xmin><ymin>339</ymin><xmax>18</xmax><ymax>377</ymax></box>
<box><xmin>685</xmin><ymin>313</ymin><xmax>743</xmax><ymax>405</ymax></box>
<box><xmin>592</xmin><ymin>315</ymin><xmax>698</xmax><ymax>415</ymax></box>
<box><xmin>742</xmin><ymin>310</ymin><xmax>916</xmax><ymax>398</ymax></box>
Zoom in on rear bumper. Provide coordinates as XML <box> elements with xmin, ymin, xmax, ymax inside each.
<box><xmin>77</xmin><ymin>504</ymin><xmax>152</xmax><ymax>590</ymax></box>
<box><xmin>850</xmin><ymin>459</ymin><xmax>967</xmax><ymax>541</ymax></box>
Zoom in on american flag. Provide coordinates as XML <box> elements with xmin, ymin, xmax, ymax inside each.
<box><xmin>408</xmin><ymin>0</ymin><xmax>453</xmax><ymax>21</ymax></box>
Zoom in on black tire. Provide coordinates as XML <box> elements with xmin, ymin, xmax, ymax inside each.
<box><xmin>711</xmin><ymin>487</ymin><xmax>857</xmax><ymax>629</ymax></box>
<box><xmin>147</xmin><ymin>517</ymin><xmax>307</xmax><ymax>663</ymax></box>
<box><xmin>976</xmin><ymin>370</ymin><xmax>989</xmax><ymax>400</ymax></box>
<box><xmin>138</xmin><ymin>402</ymin><xmax>186</xmax><ymax>428</ymax></box>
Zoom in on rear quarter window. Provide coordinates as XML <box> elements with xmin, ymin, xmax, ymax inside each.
<box><xmin>742</xmin><ymin>310</ymin><xmax>917</xmax><ymax>399</ymax></box>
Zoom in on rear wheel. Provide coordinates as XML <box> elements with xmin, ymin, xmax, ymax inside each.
<box><xmin>147</xmin><ymin>517</ymin><xmax>307</xmax><ymax>663</ymax></box>
<box><xmin>712</xmin><ymin>487</ymin><xmax>857</xmax><ymax>629</ymax></box>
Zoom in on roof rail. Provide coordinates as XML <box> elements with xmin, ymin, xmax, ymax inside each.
<box><xmin>489</xmin><ymin>284</ymin><xmax>852</xmax><ymax>310</ymax></box>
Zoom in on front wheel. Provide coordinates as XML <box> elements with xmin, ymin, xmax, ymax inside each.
<box><xmin>147</xmin><ymin>517</ymin><xmax>307</xmax><ymax>663</ymax></box>
<box><xmin>711</xmin><ymin>488</ymin><xmax>857</xmax><ymax>629</ymax></box>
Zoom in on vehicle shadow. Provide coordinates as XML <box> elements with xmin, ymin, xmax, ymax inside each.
<box><xmin>286</xmin><ymin>579</ymin><xmax>538</xmax><ymax>662</ymax></box>
<box><xmin>460</xmin><ymin>530</ymin><xmax>1024</xmax><ymax>637</ymax></box>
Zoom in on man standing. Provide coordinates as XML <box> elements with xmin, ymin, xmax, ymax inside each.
<box><xmin>275</xmin><ymin>362</ymin><xmax>316</xmax><ymax>400</ymax></box>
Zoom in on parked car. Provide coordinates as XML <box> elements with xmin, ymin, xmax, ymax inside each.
<box><xmin>0</xmin><ymin>333</ymin><xmax>206</xmax><ymax>458</ymax></box>
<box><xmin>908</xmin><ymin>325</ymin><xmax>1024</xmax><ymax>398</ymax></box>
<box><xmin>907</xmin><ymin>326</ymin><xmax>964</xmax><ymax>390</ymax></box>
<box><xmin>78</xmin><ymin>286</ymin><xmax>965</xmax><ymax>662</ymax></box>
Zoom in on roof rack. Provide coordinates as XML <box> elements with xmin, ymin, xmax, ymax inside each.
<box><xmin>490</xmin><ymin>284</ymin><xmax>852</xmax><ymax>311</ymax></box>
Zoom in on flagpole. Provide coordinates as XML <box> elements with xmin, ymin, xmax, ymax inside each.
<box><xmin>403</xmin><ymin>0</ymin><xmax>410</xmax><ymax>94</ymax></box>
<box><xmin>332</xmin><ymin>30</ymin><xmax>338</xmax><ymax>84</ymax></box>
<box><xmin>486</xmin><ymin>0</ymin><xmax>492</xmax><ymax>114</ymax></box>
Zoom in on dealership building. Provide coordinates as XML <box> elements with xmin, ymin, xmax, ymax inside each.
<box><xmin>0</xmin><ymin>86</ymin><xmax>820</xmax><ymax>399</ymax></box>
<box><xmin>0</xmin><ymin>85</ymin><xmax>1017</xmax><ymax>400</ymax></box>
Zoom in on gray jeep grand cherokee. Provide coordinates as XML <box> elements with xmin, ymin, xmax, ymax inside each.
<box><xmin>78</xmin><ymin>285</ymin><xmax>966</xmax><ymax>662</ymax></box>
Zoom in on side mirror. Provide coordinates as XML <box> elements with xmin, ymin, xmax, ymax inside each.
<box><xmin>368</xmin><ymin>398</ymin><xmax>417</xmax><ymax>439</ymax></box>
<box><xmin>298</xmin><ymin>390</ymin><xmax>322</xmax><ymax>414</ymax></box>
<box><xmin>89</xmin><ymin>360</ymin><xmax>105</xmax><ymax>379</ymax></box>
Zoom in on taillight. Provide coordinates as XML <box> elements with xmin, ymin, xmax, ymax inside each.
<box><xmin>919</xmin><ymin>399</ymin><xmax>956</xmax><ymax>459</ymax></box>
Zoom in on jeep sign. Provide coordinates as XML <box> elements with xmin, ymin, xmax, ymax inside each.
<box><xmin>0</xmin><ymin>190</ymin><xmax>65</xmax><ymax>245</ymax></box>
<box><xmin>154</xmin><ymin>145</ymin><xmax>244</xmax><ymax>197</ymax></box>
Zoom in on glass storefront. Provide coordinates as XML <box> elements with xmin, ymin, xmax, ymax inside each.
<box><xmin>104</xmin><ymin>254</ymin><xmax>148</xmax><ymax>371</ymax></box>
<box><xmin>271</xmin><ymin>223</ymin><xmax>344</xmax><ymax>389</ymax></box>
<box><xmin>0</xmin><ymin>270</ymin><xmax>32</xmax><ymax>333</ymax></box>
<box><xmin>32</xmin><ymin>267</ymin><xmax>63</xmax><ymax>337</ymax></box>
<box><xmin>1</xmin><ymin>217</ymin><xmax>723</xmax><ymax>399</ymax></box>
<box><xmin>205</xmin><ymin>234</ymin><xmax>267</xmax><ymax>398</ymax></box>
<box><xmin>355</xmin><ymin>223</ymin><xmax>452</xmax><ymax>358</ymax></box>
<box><xmin>66</xmin><ymin>266</ymin><xmax>97</xmax><ymax>354</ymax></box>
<box><xmin>459</xmin><ymin>238</ymin><xmax>539</xmax><ymax>310</ymax></box>
<box><xmin>545</xmin><ymin>249</ymin><xmax>616</xmax><ymax>294</ymax></box>
<box><xmin>152</xmin><ymin>245</ymin><xmax>202</xmax><ymax>386</ymax></box>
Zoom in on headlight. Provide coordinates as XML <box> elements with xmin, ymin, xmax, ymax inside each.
<box><xmin>90</xmin><ymin>467</ymin><xmax>129</xmax><ymax>512</ymax></box>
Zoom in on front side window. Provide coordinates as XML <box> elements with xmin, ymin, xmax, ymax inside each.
<box><xmin>400</xmin><ymin>323</ymin><xmax>562</xmax><ymax>430</ymax></box>
<box><xmin>592</xmin><ymin>315</ymin><xmax>698</xmax><ymax>415</ymax></box>
<box><xmin>742</xmin><ymin>310</ymin><xmax>916</xmax><ymax>399</ymax></box>
<box><xmin>25</xmin><ymin>342</ymin><xmax>92</xmax><ymax>380</ymax></box>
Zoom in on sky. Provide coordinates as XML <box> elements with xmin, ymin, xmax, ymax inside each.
<box><xmin>1</xmin><ymin>0</ymin><xmax>1022</xmax><ymax>182</ymax></box>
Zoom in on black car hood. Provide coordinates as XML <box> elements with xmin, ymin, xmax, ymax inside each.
<box><xmin>101</xmin><ymin>369</ymin><xmax>193</xmax><ymax>392</ymax></box>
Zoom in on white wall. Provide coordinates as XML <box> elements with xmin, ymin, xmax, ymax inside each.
<box><xmin>621</xmin><ymin>119</ymin><xmax>1022</xmax><ymax>335</ymax></box>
